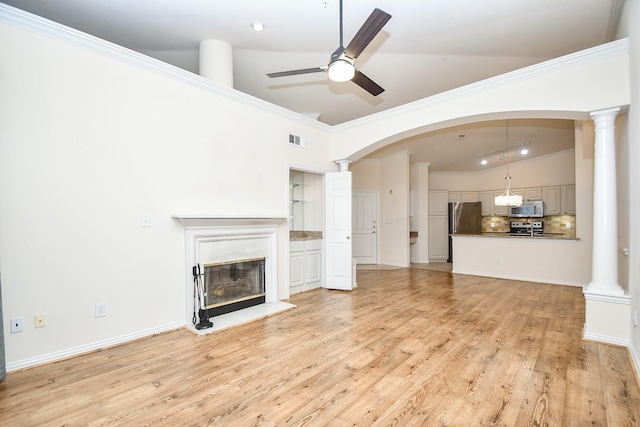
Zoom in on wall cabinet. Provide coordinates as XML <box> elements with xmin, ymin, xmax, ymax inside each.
<box><xmin>543</xmin><ymin>186</ymin><xmax>562</xmax><ymax>215</ymax></box>
<box><xmin>428</xmin><ymin>216</ymin><xmax>448</xmax><ymax>261</ymax></box>
<box><xmin>428</xmin><ymin>191</ymin><xmax>448</xmax><ymax>216</ymax></box>
<box><xmin>448</xmin><ymin>192</ymin><xmax>461</xmax><ymax>203</ymax></box>
<box><xmin>480</xmin><ymin>191</ymin><xmax>494</xmax><ymax>216</ymax></box>
<box><xmin>290</xmin><ymin>240</ymin><xmax>322</xmax><ymax>291</ymax></box>
<box><xmin>562</xmin><ymin>185</ymin><xmax>576</xmax><ymax>214</ymax></box>
<box><xmin>525</xmin><ymin>187</ymin><xmax>543</xmax><ymax>201</ymax></box>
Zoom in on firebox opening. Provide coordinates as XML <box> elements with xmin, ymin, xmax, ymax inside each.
<box><xmin>203</xmin><ymin>257</ymin><xmax>266</xmax><ymax>317</ymax></box>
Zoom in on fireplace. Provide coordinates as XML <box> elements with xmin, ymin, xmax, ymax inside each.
<box><xmin>174</xmin><ymin>216</ymin><xmax>295</xmax><ymax>334</ymax></box>
<box><xmin>203</xmin><ymin>258</ymin><xmax>266</xmax><ymax>317</ymax></box>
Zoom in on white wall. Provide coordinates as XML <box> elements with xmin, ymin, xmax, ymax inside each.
<box><xmin>0</xmin><ymin>16</ymin><xmax>335</xmax><ymax>369</ymax></box>
<box><xmin>379</xmin><ymin>151</ymin><xmax>410</xmax><ymax>267</ymax></box>
<box><xmin>410</xmin><ymin>163</ymin><xmax>430</xmax><ymax>263</ymax></box>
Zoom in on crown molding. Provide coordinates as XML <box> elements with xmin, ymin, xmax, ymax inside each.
<box><xmin>0</xmin><ymin>3</ymin><xmax>330</xmax><ymax>132</ymax></box>
<box><xmin>335</xmin><ymin>38</ymin><xmax>630</xmax><ymax>131</ymax></box>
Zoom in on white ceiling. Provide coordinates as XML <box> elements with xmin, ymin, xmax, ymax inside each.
<box><xmin>2</xmin><ymin>0</ymin><xmax>625</xmax><ymax>171</ymax></box>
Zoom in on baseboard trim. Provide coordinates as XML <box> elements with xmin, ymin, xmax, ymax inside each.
<box><xmin>583</xmin><ymin>330</ymin><xmax>630</xmax><ymax>347</ymax></box>
<box><xmin>6</xmin><ymin>321</ymin><xmax>185</xmax><ymax>373</ymax></box>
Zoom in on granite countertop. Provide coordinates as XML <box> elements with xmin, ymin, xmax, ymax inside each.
<box><xmin>290</xmin><ymin>231</ymin><xmax>323</xmax><ymax>241</ymax></box>
<box><xmin>454</xmin><ymin>232</ymin><xmax>578</xmax><ymax>240</ymax></box>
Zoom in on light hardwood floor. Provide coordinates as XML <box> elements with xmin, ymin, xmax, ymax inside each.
<box><xmin>1</xmin><ymin>268</ymin><xmax>639</xmax><ymax>426</ymax></box>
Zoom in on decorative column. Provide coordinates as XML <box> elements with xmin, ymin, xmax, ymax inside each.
<box><xmin>199</xmin><ymin>40</ymin><xmax>233</xmax><ymax>87</ymax></box>
<box><xmin>583</xmin><ymin>107</ymin><xmax>630</xmax><ymax>346</ymax></box>
<box><xmin>588</xmin><ymin>107</ymin><xmax>622</xmax><ymax>294</ymax></box>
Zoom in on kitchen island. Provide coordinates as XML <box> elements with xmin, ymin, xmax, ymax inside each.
<box><xmin>452</xmin><ymin>233</ymin><xmax>588</xmax><ymax>286</ymax></box>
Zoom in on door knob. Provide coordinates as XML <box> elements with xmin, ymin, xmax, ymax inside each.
<box><xmin>346</xmin><ymin>236</ymin><xmax>350</xmax><ymax>239</ymax></box>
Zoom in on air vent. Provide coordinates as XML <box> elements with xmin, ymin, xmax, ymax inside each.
<box><xmin>288</xmin><ymin>134</ymin><xmax>306</xmax><ymax>148</ymax></box>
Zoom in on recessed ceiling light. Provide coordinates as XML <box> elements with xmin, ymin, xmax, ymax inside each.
<box><xmin>481</xmin><ymin>158</ymin><xmax>488</xmax><ymax>165</ymax></box>
<box><xmin>251</xmin><ymin>22</ymin><xmax>264</xmax><ymax>32</ymax></box>
<box><xmin>521</xmin><ymin>147</ymin><xmax>529</xmax><ymax>155</ymax></box>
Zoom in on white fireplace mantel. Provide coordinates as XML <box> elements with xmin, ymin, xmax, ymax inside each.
<box><xmin>173</xmin><ymin>215</ymin><xmax>294</xmax><ymax>334</ymax></box>
<box><xmin>172</xmin><ymin>215</ymin><xmax>288</xmax><ymax>228</ymax></box>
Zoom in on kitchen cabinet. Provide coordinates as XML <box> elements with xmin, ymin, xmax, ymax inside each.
<box><xmin>429</xmin><ymin>191</ymin><xmax>448</xmax><ymax>216</ymax></box>
<box><xmin>562</xmin><ymin>185</ymin><xmax>576</xmax><ymax>214</ymax></box>
<box><xmin>428</xmin><ymin>216</ymin><xmax>448</xmax><ymax>261</ymax></box>
<box><xmin>480</xmin><ymin>191</ymin><xmax>494</xmax><ymax>216</ymax></box>
<box><xmin>462</xmin><ymin>192</ymin><xmax>479</xmax><ymax>202</ymax></box>
<box><xmin>543</xmin><ymin>186</ymin><xmax>562</xmax><ymax>215</ymax></box>
<box><xmin>525</xmin><ymin>187</ymin><xmax>543</xmax><ymax>201</ymax></box>
<box><xmin>290</xmin><ymin>239</ymin><xmax>322</xmax><ymax>291</ymax></box>
<box><xmin>449</xmin><ymin>191</ymin><xmax>478</xmax><ymax>202</ymax></box>
<box><xmin>448</xmin><ymin>192</ymin><xmax>461</xmax><ymax>203</ymax></box>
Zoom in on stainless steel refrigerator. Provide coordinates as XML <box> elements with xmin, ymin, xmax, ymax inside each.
<box><xmin>447</xmin><ymin>201</ymin><xmax>482</xmax><ymax>262</ymax></box>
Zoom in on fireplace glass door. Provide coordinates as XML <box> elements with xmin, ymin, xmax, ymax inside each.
<box><xmin>203</xmin><ymin>258</ymin><xmax>266</xmax><ymax>316</ymax></box>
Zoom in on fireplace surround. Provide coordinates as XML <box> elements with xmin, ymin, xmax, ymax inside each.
<box><xmin>173</xmin><ymin>216</ymin><xmax>295</xmax><ymax>334</ymax></box>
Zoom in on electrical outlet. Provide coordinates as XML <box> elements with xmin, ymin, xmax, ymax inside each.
<box><xmin>566</xmin><ymin>222</ymin><xmax>572</xmax><ymax>229</ymax></box>
<box><xmin>95</xmin><ymin>303</ymin><xmax>107</xmax><ymax>318</ymax></box>
<box><xmin>10</xmin><ymin>317</ymin><xmax>24</xmax><ymax>333</ymax></box>
<box><xmin>495</xmin><ymin>258</ymin><xmax>501</xmax><ymax>264</ymax></box>
<box><xmin>141</xmin><ymin>215</ymin><xmax>151</xmax><ymax>227</ymax></box>
<box><xmin>35</xmin><ymin>313</ymin><xmax>46</xmax><ymax>328</ymax></box>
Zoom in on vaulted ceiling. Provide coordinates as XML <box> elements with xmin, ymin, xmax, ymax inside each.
<box><xmin>2</xmin><ymin>0</ymin><xmax>626</xmax><ymax>170</ymax></box>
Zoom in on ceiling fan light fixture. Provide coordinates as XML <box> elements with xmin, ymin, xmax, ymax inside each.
<box><xmin>328</xmin><ymin>58</ymin><xmax>355</xmax><ymax>82</ymax></box>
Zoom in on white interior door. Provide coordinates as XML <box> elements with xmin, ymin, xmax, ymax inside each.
<box><xmin>352</xmin><ymin>191</ymin><xmax>377</xmax><ymax>264</ymax></box>
<box><xmin>324</xmin><ymin>171</ymin><xmax>353</xmax><ymax>290</ymax></box>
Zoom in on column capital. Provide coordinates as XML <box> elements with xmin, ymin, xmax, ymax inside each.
<box><xmin>589</xmin><ymin>107</ymin><xmax>620</xmax><ymax>119</ymax></box>
<box><xmin>335</xmin><ymin>160</ymin><xmax>352</xmax><ymax>172</ymax></box>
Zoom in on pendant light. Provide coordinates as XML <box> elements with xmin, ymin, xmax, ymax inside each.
<box><xmin>494</xmin><ymin>121</ymin><xmax>523</xmax><ymax>207</ymax></box>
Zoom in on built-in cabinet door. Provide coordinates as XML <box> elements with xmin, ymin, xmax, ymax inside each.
<box><xmin>428</xmin><ymin>216</ymin><xmax>448</xmax><ymax>261</ymax></box>
<box><xmin>306</xmin><ymin>249</ymin><xmax>322</xmax><ymax>284</ymax></box>
<box><xmin>480</xmin><ymin>191</ymin><xmax>494</xmax><ymax>216</ymax></box>
<box><xmin>290</xmin><ymin>244</ymin><xmax>305</xmax><ymax>288</ymax></box>
<box><xmin>525</xmin><ymin>187</ymin><xmax>543</xmax><ymax>201</ymax></box>
<box><xmin>448</xmin><ymin>192</ymin><xmax>461</xmax><ymax>203</ymax></box>
<box><xmin>562</xmin><ymin>185</ymin><xmax>576</xmax><ymax>214</ymax></box>
<box><xmin>462</xmin><ymin>192</ymin><xmax>479</xmax><ymax>202</ymax></box>
<box><xmin>428</xmin><ymin>191</ymin><xmax>449</xmax><ymax>215</ymax></box>
<box><xmin>543</xmin><ymin>186</ymin><xmax>562</xmax><ymax>215</ymax></box>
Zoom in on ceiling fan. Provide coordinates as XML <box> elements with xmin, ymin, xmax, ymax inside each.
<box><xmin>267</xmin><ymin>0</ymin><xmax>391</xmax><ymax>96</ymax></box>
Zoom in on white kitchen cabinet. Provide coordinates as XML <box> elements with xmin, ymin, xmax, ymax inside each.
<box><xmin>562</xmin><ymin>185</ymin><xmax>576</xmax><ymax>214</ymax></box>
<box><xmin>543</xmin><ymin>186</ymin><xmax>562</xmax><ymax>215</ymax></box>
<box><xmin>429</xmin><ymin>191</ymin><xmax>449</xmax><ymax>215</ymax></box>
<box><xmin>462</xmin><ymin>192</ymin><xmax>479</xmax><ymax>202</ymax></box>
<box><xmin>480</xmin><ymin>191</ymin><xmax>494</xmax><ymax>216</ymax></box>
<box><xmin>428</xmin><ymin>216</ymin><xmax>448</xmax><ymax>261</ymax></box>
<box><xmin>525</xmin><ymin>187</ymin><xmax>543</xmax><ymax>201</ymax></box>
<box><xmin>448</xmin><ymin>191</ymin><xmax>461</xmax><ymax>203</ymax></box>
<box><xmin>290</xmin><ymin>239</ymin><xmax>322</xmax><ymax>291</ymax></box>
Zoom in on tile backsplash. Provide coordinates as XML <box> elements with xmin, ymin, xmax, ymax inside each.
<box><xmin>482</xmin><ymin>215</ymin><xmax>576</xmax><ymax>237</ymax></box>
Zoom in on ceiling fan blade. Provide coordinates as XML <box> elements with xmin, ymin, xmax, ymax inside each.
<box><xmin>267</xmin><ymin>67</ymin><xmax>326</xmax><ymax>78</ymax></box>
<box><xmin>351</xmin><ymin>70</ymin><xmax>384</xmax><ymax>96</ymax></box>
<box><xmin>345</xmin><ymin>9</ymin><xmax>391</xmax><ymax>59</ymax></box>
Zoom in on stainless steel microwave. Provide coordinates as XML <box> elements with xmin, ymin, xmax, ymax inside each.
<box><xmin>508</xmin><ymin>200</ymin><xmax>544</xmax><ymax>218</ymax></box>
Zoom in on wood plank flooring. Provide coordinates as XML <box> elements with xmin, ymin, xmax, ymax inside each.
<box><xmin>1</xmin><ymin>268</ymin><xmax>639</xmax><ymax>426</ymax></box>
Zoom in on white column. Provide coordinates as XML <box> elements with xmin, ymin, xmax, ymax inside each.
<box><xmin>583</xmin><ymin>107</ymin><xmax>630</xmax><ymax>347</ymax></box>
<box><xmin>587</xmin><ymin>107</ymin><xmax>623</xmax><ymax>295</ymax></box>
<box><xmin>199</xmin><ymin>40</ymin><xmax>233</xmax><ymax>87</ymax></box>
